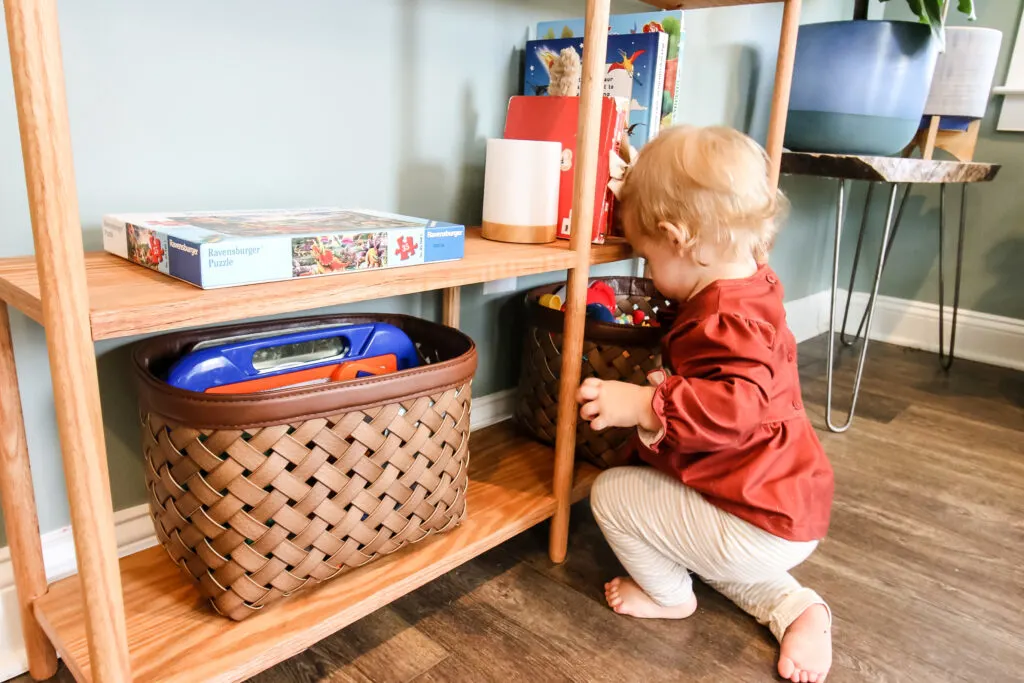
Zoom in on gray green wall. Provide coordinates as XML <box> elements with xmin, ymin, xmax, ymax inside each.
<box><xmin>0</xmin><ymin>0</ymin><xmax>853</xmax><ymax>546</ymax></box>
<box><xmin>844</xmin><ymin>1</ymin><xmax>1024</xmax><ymax>318</ymax></box>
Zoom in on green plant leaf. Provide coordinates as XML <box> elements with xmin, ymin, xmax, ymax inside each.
<box><xmin>922</xmin><ymin>0</ymin><xmax>945</xmax><ymax>45</ymax></box>
<box><xmin>879</xmin><ymin>0</ymin><xmax>975</xmax><ymax>24</ymax></box>
<box><xmin>922</xmin><ymin>0</ymin><xmax>944</xmax><ymax>25</ymax></box>
<box><xmin>864</xmin><ymin>0</ymin><xmax>979</xmax><ymax>48</ymax></box>
<box><xmin>899</xmin><ymin>0</ymin><xmax>926</xmax><ymax>21</ymax></box>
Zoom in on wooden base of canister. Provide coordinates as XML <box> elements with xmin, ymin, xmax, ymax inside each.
<box><xmin>481</xmin><ymin>221</ymin><xmax>558</xmax><ymax>244</ymax></box>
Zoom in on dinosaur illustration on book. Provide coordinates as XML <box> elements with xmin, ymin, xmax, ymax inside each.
<box><xmin>608</xmin><ymin>49</ymin><xmax>647</xmax><ymax>87</ymax></box>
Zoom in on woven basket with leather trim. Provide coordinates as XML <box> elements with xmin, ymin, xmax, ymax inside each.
<box><xmin>132</xmin><ymin>314</ymin><xmax>476</xmax><ymax>621</ymax></box>
<box><xmin>514</xmin><ymin>277</ymin><xmax>670</xmax><ymax>469</ymax></box>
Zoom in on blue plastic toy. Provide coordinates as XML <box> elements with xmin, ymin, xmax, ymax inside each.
<box><xmin>585</xmin><ymin>302</ymin><xmax>617</xmax><ymax>323</ymax></box>
<box><xmin>166</xmin><ymin>322</ymin><xmax>419</xmax><ymax>393</ymax></box>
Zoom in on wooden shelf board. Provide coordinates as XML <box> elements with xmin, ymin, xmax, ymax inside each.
<box><xmin>34</xmin><ymin>421</ymin><xmax>600</xmax><ymax>683</ymax></box>
<box><xmin>641</xmin><ymin>0</ymin><xmax>778</xmax><ymax>8</ymax></box>
<box><xmin>0</xmin><ymin>229</ymin><xmax>632</xmax><ymax>341</ymax></box>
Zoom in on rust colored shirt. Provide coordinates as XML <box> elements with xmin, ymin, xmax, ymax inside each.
<box><xmin>637</xmin><ymin>265</ymin><xmax>834</xmax><ymax>542</ymax></box>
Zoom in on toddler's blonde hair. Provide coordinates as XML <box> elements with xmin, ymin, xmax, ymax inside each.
<box><xmin>618</xmin><ymin>125</ymin><xmax>788</xmax><ymax>264</ymax></box>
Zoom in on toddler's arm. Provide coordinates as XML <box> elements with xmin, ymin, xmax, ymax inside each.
<box><xmin>577</xmin><ymin>313</ymin><xmax>776</xmax><ymax>453</ymax></box>
<box><xmin>645</xmin><ymin>313</ymin><xmax>776</xmax><ymax>452</ymax></box>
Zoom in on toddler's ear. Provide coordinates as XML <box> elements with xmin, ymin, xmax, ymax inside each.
<box><xmin>656</xmin><ymin>221</ymin><xmax>689</xmax><ymax>255</ymax></box>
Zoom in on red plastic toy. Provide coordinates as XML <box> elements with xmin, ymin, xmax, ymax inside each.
<box><xmin>586</xmin><ymin>281</ymin><xmax>617</xmax><ymax>314</ymax></box>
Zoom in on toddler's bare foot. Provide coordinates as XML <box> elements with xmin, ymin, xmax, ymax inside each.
<box><xmin>778</xmin><ymin>603</ymin><xmax>832</xmax><ymax>682</ymax></box>
<box><xmin>603</xmin><ymin>577</ymin><xmax>697</xmax><ymax>619</ymax></box>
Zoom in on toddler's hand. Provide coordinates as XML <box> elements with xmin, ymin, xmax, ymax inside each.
<box><xmin>576</xmin><ymin>378</ymin><xmax>660</xmax><ymax>432</ymax></box>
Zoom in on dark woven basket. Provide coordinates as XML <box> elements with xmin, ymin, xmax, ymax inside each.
<box><xmin>132</xmin><ymin>313</ymin><xmax>476</xmax><ymax>620</ymax></box>
<box><xmin>514</xmin><ymin>277</ymin><xmax>669</xmax><ymax>469</ymax></box>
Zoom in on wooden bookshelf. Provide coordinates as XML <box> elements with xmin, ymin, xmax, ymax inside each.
<box><xmin>643</xmin><ymin>0</ymin><xmax>776</xmax><ymax>8</ymax></box>
<box><xmin>0</xmin><ymin>229</ymin><xmax>632</xmax><ymax>341</ymax></box>
<box><xmin>33</xmin><ymin>422</ymin><xmax>600</xmax><ymax>683</ymax></box>
<box><xmin>0</xmin><ymin>0</ymin><xmax>803</xmax><ymax>681</ymax></box>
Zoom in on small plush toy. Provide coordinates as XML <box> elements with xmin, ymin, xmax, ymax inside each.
<box><xmin>548</xmin><ymin>47</ymin><xmax>582</xmax><ymax>97</ymax></box>
<box><xmin>608</xmin><ymin>128</ymin><xmax>639</xmax><ymax>200</ymax></box>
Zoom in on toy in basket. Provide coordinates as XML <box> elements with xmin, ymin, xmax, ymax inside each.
<box><xmin>133</xmin><ymin>313</ymin><xmax>477</xmax><ymax>620</ymax></box>
<box><xmin>515</xmin><ymin>277</ymin><xmax>673</xmax><ymax>469</ymax></box>
<box><xmin>537</xmin><ymin>280</ymin><xmax>672</xmax><ymax>327</ymax></box>
<box><xmin>166</xmin><ymin>322</ymin><xmax>420</xmax><ymax>393</ymax></box>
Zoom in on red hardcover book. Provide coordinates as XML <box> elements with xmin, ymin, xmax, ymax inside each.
<box><xmin>504</xmin><ymin>95</ymin><xmax>627</xmax><ymax>244</ymax></box>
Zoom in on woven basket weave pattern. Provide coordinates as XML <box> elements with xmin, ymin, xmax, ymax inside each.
<box><xmin>143</xmin><ymin>385</ymin><xmax>471</xmax><ymax>621</ymax></box>
<box><xmin>515</xmin><ymin>279</ymin><xmax>664</xmax><ymax>469</ymax></box>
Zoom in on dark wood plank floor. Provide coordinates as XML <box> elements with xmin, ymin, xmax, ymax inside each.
<box><xmin>15</xmin><ymin>336</ymin><xmax>1024</xmax><ymax>683</ymax></box>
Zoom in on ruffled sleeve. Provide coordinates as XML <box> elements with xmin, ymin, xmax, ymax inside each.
<box><xmin>641</xmin><ymin>313</ymin><xmax>777</xmax><ymax>455</ymax></box>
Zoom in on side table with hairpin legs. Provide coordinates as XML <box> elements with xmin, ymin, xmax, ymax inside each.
<box><xmin>780</xmin><ymin>152</ymin><xmax>1000</xmax><ymax>433</ymax></box>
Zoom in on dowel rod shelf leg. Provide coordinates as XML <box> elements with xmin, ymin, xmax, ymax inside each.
<box><xmin>443</xmin><ymin>287</ymin><xmax>461</xmax><ymax>328</ymax></box>
<box><xmin>5</xmin><ymin>1</ymin><xmax>132</xmax><ymax>680</ymax></box>
<box><xmin>549</xmin><ymin>0</ymin><xmax>611</xmax><ymax>564</ymax></box>
<box><xmin>766</xmin><ymin>0</ymin><xmax>802</xmax><ymax>190</ymax></box>
<box><xmin>0</xmin><ymin>303</ymin><xmax>58</xmax><ymax>680</ymax></box>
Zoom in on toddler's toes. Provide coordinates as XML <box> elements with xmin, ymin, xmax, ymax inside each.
<box><xmin>602</xmin><ymin>576</ymin><xmax>697</xmax><ymax>619</ymax></box>
<box><xmin>604</xmin><ymin>578</ymin><xmax>625</xmax><ymax>611</ymax></box>
<box><xmin>779</xmin><ymin>604</ymin><xmax>831</xmax><ymax>683</ymax></box>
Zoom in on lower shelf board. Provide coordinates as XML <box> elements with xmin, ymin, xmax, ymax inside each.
<box><xmin>33</xmin><ymin>421</ymin><xmax>600</xmax><ymax>683</ymax></box>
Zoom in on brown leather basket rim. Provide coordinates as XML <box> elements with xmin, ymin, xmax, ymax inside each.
<box><xmin>524</xmin><ymin>277</ymin><xmax>666</xmax><ymax>347</ymax></box>
<box><xmin>133</xmin><ymin>313</ymin><xmax>478</xmax><ymax>430</ymax></box>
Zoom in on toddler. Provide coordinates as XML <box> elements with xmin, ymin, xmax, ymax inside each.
<box><xmin>578</xmin><ymin>126</ymin><xmax>834</xmax><ymax>682</ymax></box>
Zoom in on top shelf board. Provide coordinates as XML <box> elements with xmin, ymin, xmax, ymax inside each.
<box><xmin>0</xmin><ymin>229</ymin><xmax>632</xmax><ymax>341</ymax></box>
<box><xmin>641</xmin><ymin>0</ymin><xmax>778</xmax><ymax>8</ymax></box>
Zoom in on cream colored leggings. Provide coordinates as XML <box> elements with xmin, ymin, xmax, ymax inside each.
<box><xmin>590</xmin><ymin>466</ymin><xmax>830</xmax><ymax>642</ymax></box>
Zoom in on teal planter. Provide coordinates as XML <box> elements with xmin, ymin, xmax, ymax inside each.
<box><xmin>785</xmin><ymin>20</ymin><xmax>940</xmax><ymax>156</ymax></box>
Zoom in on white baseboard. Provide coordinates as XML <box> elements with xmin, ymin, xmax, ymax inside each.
<box><xmin>783</xmin><ymin>289</ymin><xmax>1024</xmax><ymax>372</ymax></box>
<box><xmin>840</xmin><ymin>292</ymin><xmax>1024</xmax><ymax>371</ymax></box>
<box><xmin>784</xmin><ymin>290</ymin><xmax>833</xmax><ymax>344</ymax></box>
<box><xmin>0</xmin><ymin>388</ymin><xmax>518</xmax><ymax>681</ymax></box>
<box><xmin>469</xmin><ymin>387</ymin><xmax>515</xmax><ymax>430</ymax></box>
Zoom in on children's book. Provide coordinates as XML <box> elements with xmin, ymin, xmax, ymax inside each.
<box><xmin>536</xmin><ymin>11</ymin><xmax>685</xmax><ymax>131</ymax></box>
<box><xmin>101</xmin><ymin>208</ymin><xmax>465</xmax><ymax>289</ymax></box>
<box><xmin>504</xmin><ymin>95</ymin><xmax>628</xmax><ymax>244</ymax></box>
<box><xmin>523</xmin><ymin>32</ymin><xmax>668</xmax><ymax>150</ymax></box>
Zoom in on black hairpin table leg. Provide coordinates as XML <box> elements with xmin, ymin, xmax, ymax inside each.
<box><xmin>839</xmin><ymin>182</ymin><xmax>874</xmax><ymax>347</ymax></box>
<box><xmin>841</xmin><ymin>182</ymin><xmax>912</xmax><ymax>346</ymax></box>
<box><xmin>938</xmin><ymin>183</ymin><xmax>967</xmax><ymax>371</ymax></box>
<box><xmin>826</xmin><ymin>180</ymin><xmax>901</xmax><ymax>433</ymax></box>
